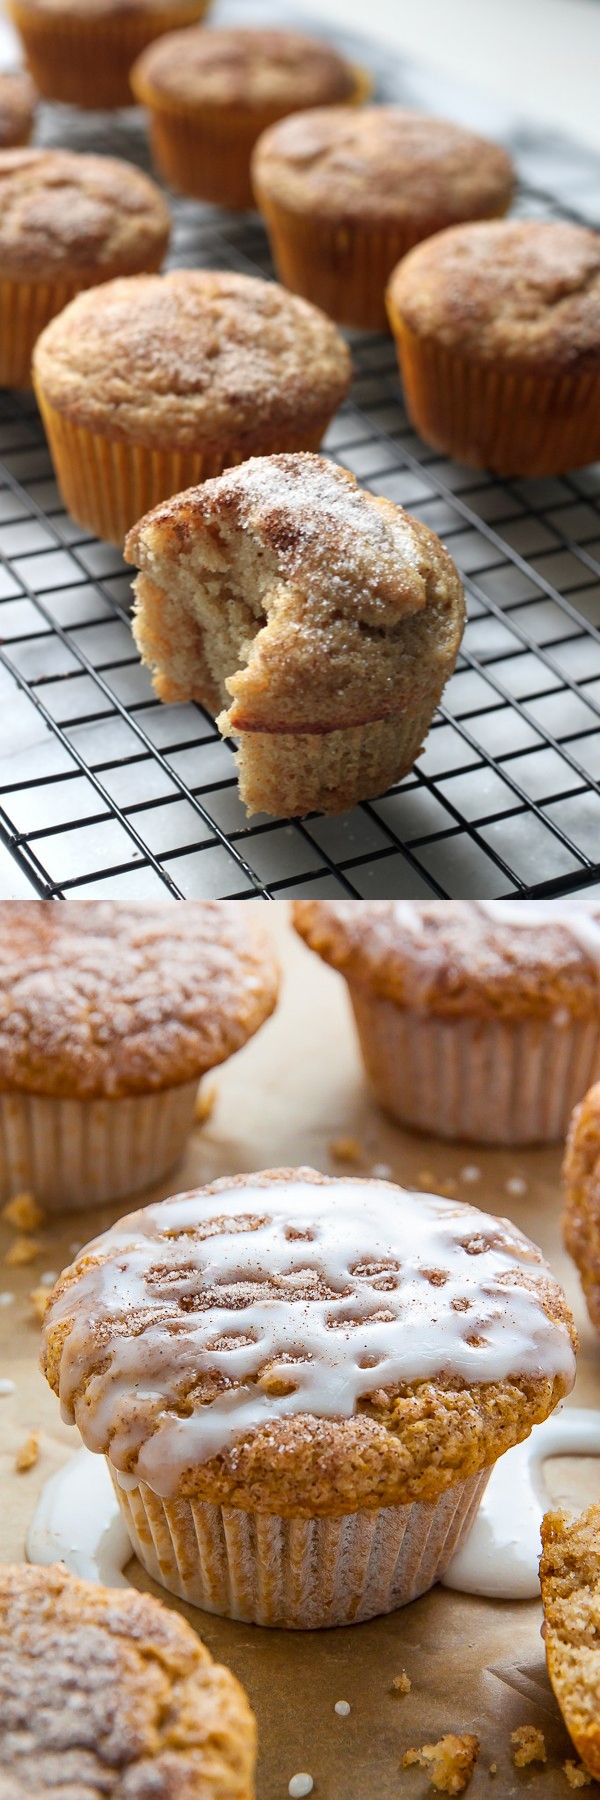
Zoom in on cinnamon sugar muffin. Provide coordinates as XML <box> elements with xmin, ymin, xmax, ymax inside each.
<box><xmin>0</xmin><ymin>148</ymin><xmax>170</xmax><ymax>387</ymax></box>
<box><xmin>563</xmin><ymin>1080</ymin><xmax>600</xmax><ymax>1331</ymax></box>
<box><xmin>7</xmin><ymin>0</ymin><xmax>212</xmax><ymax>111</ymax></box>
<box><xmin>125</xmin><ymin>453</ymin><xmax>465</xmax><ymax>818</ymax></box>
<box><xmin>0</xmin><ymin>69</ymin><xmax>37</xmax><ymax>146</ymax></box>
<box><xmin>33</xmin><ymin>270</ymin><xmax>351</xmax><ymax>544</ymax></box>
<box><xmin>132</xmin><ymin>25</ymin><xmax>367</xmax><ymax>211</ymax></box>
<box><xmin>293</xmin><ymin>900</ymin><xmax>600</xmax><ymax>1145</ymax></box>
<box><xmin>540</xmin><ymin>1505</ymin><xmax>600</xmax><ymax>1782</ymax></box>
<box><xmin>41</xmin><ymin>1166</ymin><xmax>576</xmax><ymax>1630</ymax></box>
<box><xmin>252</xmin><ymin>105</ymin><xmax>515</xmax><ymax>332</ymax></box>
<box><xmin>387</xmin><ymin>219</ymin><xmax>600</xmax><ymax>476</ymax></box>
<box><xmin>0</xmin><ymin>1562</ymin><xmax>256</xmax><ymax>1798</ymax></box>
<box><xmin>0</xmin><ymin>900</ymin><xmax>278</xmax><ymax>1211</ymax></box>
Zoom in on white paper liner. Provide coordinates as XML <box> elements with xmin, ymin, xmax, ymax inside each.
<box><xmin>112</xmin><ymin>1466</ymin><xmax>489</xmax><ymax>1629</ymax></box>
<box><xmin>349</xmin><ymin>985</ymin><xmax>600</xmax><ymax>1145</ymax></box>
<box><xmin>0</xmin><ymin>1080</ymin><xmax>199</xmax><ymax>1212</ymax></box>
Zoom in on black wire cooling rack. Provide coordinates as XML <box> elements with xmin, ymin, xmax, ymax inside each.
<box><xmin>0</xmin><ymin>7</ymin><xmax>600</xmax><ymax>900</ymax></box>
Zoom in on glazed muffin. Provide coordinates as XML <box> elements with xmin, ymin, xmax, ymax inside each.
<box><xmin>387</xmin><ymin>219</ymin><xmax>600</xmax><ymax>476</ymax></box>
<box><xmin>540</xmin><ymin>1505</ymin><xmax>600</xmax><ymax>1782</ymax></box>
<box><xmin>125</xmin><ymin>453</ymin><xmax>465</xmax><ymax>818</ymax></box>
<box><xmin>563</xmin><ymin>1080</ymin><xmax>600</xmax><ymax>1331</ymax></box>
<box><xmin>0</xmin><ymin>1562</ymin><xmax>256</xmax><ymax>1797</ymax></box>
<box><xmin>41</xmin><ymin>1166</ymin><xmax>576</xmax><ymax>1630</ymax></box>
<box><xmin>33</xmin><ymin>270</ymin><xmax>351</xmax><ymax>544</ymax></box>
<box><xmin>7</xmin><ymin>0</ymin><xmax>212</xmax><ymax>111</ymax></box>
<box><xmin>132</xmin><ymin>25</ymin><xmax>367</xmax><ymax>211</ymax></box>
<box><xmin>0</xmin><ymin>69</ymin><xmax>37</xmax><ymax>146</ymax></box>
<box><xmin>293</xmin><ymin>900</ymin><xmax>600</xmax><ymax>1145</ymax></box>
<box><xmin>252</xmin><ymin>105</ymin><xmax>515</xmax><ymax>332</ymax></box>
<box><xmin>0</xmin><ymin>148</ymin><xmax>170</xmax><ymax>388</ymax></box>
<box><xmin>0</xmin><ymin>900</ymin><xmax>278</xmax><ymax>1211</ymax></box>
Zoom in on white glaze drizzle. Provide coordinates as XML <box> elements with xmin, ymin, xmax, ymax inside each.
<box><xmin>45</xmin><ymin>1176</ymin><xmax>575</xmax><ymax>1497</ymax></box>
<box><xmin>26</xmin><ymin>1447</ymin><xmax>131</xmax><ymax>1588</ymax></box>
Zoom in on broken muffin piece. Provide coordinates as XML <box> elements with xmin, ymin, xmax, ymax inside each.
<box><xmin>540</xmin><ymin>1504</ymin><xmax>600</xmax><ymax>1782</ymax></box>
<box><xmin>402</xmin><ymin>1733</ymin><xmax>479</xmax><ymax>1795</ymax></box>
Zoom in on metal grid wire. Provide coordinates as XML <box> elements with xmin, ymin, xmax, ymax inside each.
<box><xmin>1</xmin><ymin>26</ymin><xmax>600</xmax><ymax>899</ymax></box>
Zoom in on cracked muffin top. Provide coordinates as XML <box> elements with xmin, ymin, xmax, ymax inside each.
<box><xmin>0</xmin><ymin>148</ymin><xmax>170</xmax><ymax>279</ymax></box>
<box><xmin>132</xmin><ymin>24</ymin><xmax>357</xmax><ymax>110</ymax></box>
<box><xmin>0</xmin><ymin>1562</ymin><xmax>256</xmax><ymax>1799</ymax></box>
<box><xmin>32</xmin><ymin>269</ymin><xmax>351</xmax><ymax>449</ymax></box>
<box><xmin>252</xmin><ymin>105</ymin><xmax>514</xmax><ymax>225</ymax></box>
<box><xmin>0</xmin><ymin>900</ymin><xmax>278</xmax><ymax>1098</ymax></box>
<box><xmin>0</xmin><ymin>70</ymin><xmax>36</xmax><ymax>146</ymax></box>
<box><xmin>41</xmin><ymin>1166</ymin><xmax>576</xmax><ymax>1515</ymax></box>
<box><xmin>387</xmin><ymin>219</ymin><xmax>600</xmax><ymax>369</ymax></box>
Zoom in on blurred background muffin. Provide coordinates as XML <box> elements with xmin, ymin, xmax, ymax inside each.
<box><xmin>6</xmin><ymin>0</ymin><xmax>212</xmax><ymax>111</ymax></box>
<box><xmin>0</xmin><ymin>67</ymin><xmax>37</xmax><ymax>145</ymax></box>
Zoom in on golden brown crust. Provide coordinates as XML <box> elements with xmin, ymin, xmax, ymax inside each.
<box><xmin>33</xmin><ymin>269</ymin><xmax>351</xmax><ymax>451</ymax></box>
<box><xmin>133</xmin><ymin>25</ymin><xmax>356</xmax><ymax>110</ymax></box>
<box><xmin>0</xmin><ymin>147</ymin><xmax>170</xmax><ymax>280</ymax></box>
<box><xmin>252</xmin><ymin>105</ymin><xmax>514</xmax><ymax>226</ymax></box>
<box><xmin>0</xmin><ymin>1562</ymin><xmax>256</xmax><ymax>1798</ymax></box>
<box><xmin>293</xmin><ymin>900</ymin><xmax>600</xmax><ymax>1022</ymax></box>
<box><xmin>12</xmin><ymin>0</ymin><xmax>203</xmax><ymax>14</ymax></box>
<box><xmin>540</xmin><ymin>1505</ymin><xmax>600</xmax><ymax>1782</ymax></box>
<box><xmin>0</xmin><ymin>900</ymin><xmax>279</xmax><ymax>1099</ymax></box>
<box><xmin>563</xmin><ymin>1082</ymin><xmax>600</xmax><ymax>1331</ymax></box>
<box><xmin>387</xmin><ymin>220</ymin><xmax>600</xmax><ymax>373</ymax></box>
<box><xmin>0</xmin><ymin>70</ymin><xmax>36</xmax><ymax>146</ymax></box>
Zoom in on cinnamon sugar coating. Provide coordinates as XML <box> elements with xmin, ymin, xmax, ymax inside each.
<box><xmin>0</xmin><ymin>70</ymin><xmax>36</xmax><ymax>146</ymax></box>
<box><xmin>0</xmin><ymin>147</ymin><xmax>170</xmax><ymax>280</ymax></box>
<box><xmin>133</xmin><ymin>25</ymin><xmax>356</xmax><ymax>109</ymax></box>
<box><xmin>0</xmin><ymin>1562</ymin><xmax>256</xmax><ymax>1798</ymax></box>
<box><xmin>563</xmin><ymin>1081</ymin><xmax>600</xmax><ymax>1330</ymax></box>
<box><xmin>0</xmin><ymin>901</ymin><xmax>278</xmax><ymax>1099</ymax></box>
<box><xmin>540</xmin><ymin>1505</ymin><xmax>600</xmax><ymax>1782</ymax></box>
<box><xmin>293</xmin><ymin>901</ymin><xmax>600</xmax><ymax>1022</ymax></box>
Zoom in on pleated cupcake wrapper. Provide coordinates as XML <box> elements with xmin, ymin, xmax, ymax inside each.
<box><xmin>0</xmin><ymin>1078</ymin><xmax>198</xmax><ymax>1213</ymax></box>
<box><xmin>112</xmin><ymin>1465</ymin><xmax>489</xmax><ymax>1629</ymax></box>
<box><xmin>349</xmin><ymin>985</ymin><xmax>600</xmax><ymax>1145</ymax></box>
<box><xmin>235</xmin><ymin>703</ymin><xmax>440</xmax><ymax>819</ymax></box>
<box><xmin>0</xmin><ymin>260</ymin><xmax>164</xmax><ymax>390</ymax></box>
<box><xmin>8</xmin><ymin>0</ymin><xmax>211</xmax><ymax>109</ymax></box>
<box><xmin>387</xmin><ymin>312</ymin><xmax>600</xmax><ymax>477</ymax></box>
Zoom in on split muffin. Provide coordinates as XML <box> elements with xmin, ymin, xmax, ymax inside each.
<box><xmin>293</xmin><ymin>899</ymin><xmax>600</xmax><ymax>1144</ymax></box>
<box><xmin>132</xmin><ymin>25</ymin><xmax>367</xmax><ymax>210</ymax></box>
<box><xmin>252</xmin><ymin>105</ymin><xmax>515</xmax><ymax>332</ymax></box>
<box><xmin>33</xmin><ymin>270</ymin><xmax>351</xmax><ymax>544</ymax></box>
<box><xmin>387</xmin><ymin>218</ymin><xmax>600</xmax><ymax>476</ymax></box>
<box><xmin>0</xmin><ymin>1562</ymin><xmax>256</xmax><ymax>1797</ymax></box>
<box><xmin>563</xmin><ymin>1079</ymin><xmax>600</xmax><ymax>1332</ymax></box>
<box><xmin>7</xmin><ymin>0</ymin><xmax>212</xmax><ymax>110</ymax></box>
<box><xmin>125</xmin><ymin>453</ymin><xmax>465</xmax><ymax>818</ymax></box>
<box><xmin>0</xmin><ymin>69</ymin><xmax>37</xmax><ymax>146</ymax></box>
<box><xmin>41</xmin><ymin>1166</ymin><xmax>576</xmax><ymax>1630</ymax></box>
<box><xmin>540</xmin><ymin>1505</ymin><xmax>600</xmax><ymax>1783</ymax></box>
<box><xmin>0</xmin><ymin>900</ymin><xmax>278</xmax><ymax>1211</ymax></box>
<box><xmin>0</xmin><ymin>147</ymin><xmax>170</xmax><ymax>387</ymax></box>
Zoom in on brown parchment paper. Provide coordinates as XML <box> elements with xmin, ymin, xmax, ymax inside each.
<box><xmin>1</xmin><ymin>903</ymin><xmax>599</xmax><ymax>1800</ymax></box>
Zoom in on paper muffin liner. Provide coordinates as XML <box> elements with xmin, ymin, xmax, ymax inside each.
<box><xmin>0</xmin><ymin>259</ymin><xmax>164</xmax><ymax>390</ymax></box>
<box><xmin>387</xmin><ymin>311</ymin><xmax>600</xmax><ymax>477</ymax></box>
<box><xmin>0</xmin><ymin>1078</ymin><xmax>198</xmax><ymax>1213</ymax></box>
<box><xmin>34</xmin><ymin>386</ymin><xmax>336</xmax><ymax>545</ymax></box>
<box><xmin>111</xmin><ymin>1465</ymin><xmax>489</xmax><ymax>1628</ymax></box>
<box><xmin>234</xmin><ymin>705</ymin><xmax>440</xmax><ymax>818</ymax></box>
<box><xmin>7</xmin><ymin>0</ymin><xmax>211</xmax><ymax>109</ymax></box>
<box><xmin>349</xmin><ymin>985</ymin><xmax>600</xmax><ymax>1145</ymax></box>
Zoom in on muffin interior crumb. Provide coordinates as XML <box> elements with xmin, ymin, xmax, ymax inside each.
<box><xmin>402</xmin><ymin>1732</ymin><xmax>479</xmax><ymax>1794</ymax></box>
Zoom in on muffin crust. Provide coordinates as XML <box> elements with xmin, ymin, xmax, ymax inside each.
<box><xmin>540</xmin><ymin>1505</ymin><xmax>600</xmax><ymax>1782</ymax></box>
<box><xmin>0</xmin><ymin>69</ymin><xmax>36</xmax><ymax>145</ymax></box>
<box><xmin>563</xmin><ymin>1080</ymin><xmax>600</xmax><ymax>1331</ymax></box>
<box><xmin>133</xmin><ymin>24</ymin><xmax>357</xmax><ymax>109</ymax></box>
<box><xmin>0</xmin><ymin>147</ymin><xmax>170</xmax><ymax>279</ymax></box>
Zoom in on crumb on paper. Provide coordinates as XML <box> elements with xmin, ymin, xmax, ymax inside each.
<box><xmin>505</xmin><ymin>1175</ymin><xmax>528</xmax><ymax>1199</ymax></box>
<box><xmin>439</xmin><ymin>1177</ymin><xmax>458</xmax><ymax>1197</ymax></box>
<box><xmin>28</xmin><ymin>1285</ymin><xmax>50</xmax><ymax>1323</ymax></box>
<box><xmin>15</xmin><ymin>1430</ymin><xmax>40</xmax><ymax>1472</ymax></box>
<box><xmin>459</xmin><ymin>1165</ymin><xmax>481</xmax><ymax>1184</ymax></box>
<box><xmin>334</xmin><ymin>1700</ymin><xmax>351</xmax><ymax>1716</ymax></box>
<box><xmin>1</xmin><ymin>1192</ymin><xmax>45</xmax><ymax>1233</ymax></box>
<box><xmin>5</xmin><ymin>1237</ymin><xmax>41</xmax><ymax>1266</ymax></box>
<box><xmin>511</xmin><ymin>1726</ymin><xmax>546</xmax><ymax>1768</ymax></box>
<box><xmin>564</xmin><ymin>1764</ymin><xmax>592</xmax><ymax>1790</ymax></box>
<box><xmin>418</xmin><ymin>1169</ymin><xmax>435</xmax><ymax>1190</ymax></box>
<box><xmin>371</xmin><ymin>1162</ymin><xmax>393</xmax><ymax>1180</ymax></box>
<box><xmin>391</xmin><ymin>1672</ymin><xmax>411</xmax><ymax>1694</ymax></box>
<box><xmin>194</xmin><ymin>1081</ymin><xmax>217</xmax><ymax>1126</ymax></box>
<box><xmin>329</xmin><ymin>1136</ymin><xmax>362</xmax><ymax>1163</ymax></box>
<box><xmin>489</xmin><ymin>1766</ymin><xmax>497</xmax><ymax>1777</ymax></box>
<box><xmin>288</xmin><ymin>1777</ymin><xmax>313</xmax><ymax>1799</ymax></box>
<box><xmin>402</xmin><ymin>1733</ymin><xmax>479</xmax><ymax>1794</ymax></box>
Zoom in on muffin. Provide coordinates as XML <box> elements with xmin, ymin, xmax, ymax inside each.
<box><xmin>387</xmin><ymin>219</ymin><xmax>600</xmax><ymax>476</ymax></box>
<box><xmin>7</xmin><ymin>0</ymin><xmax>212</xmax><ymax>111</ymax></box>
<box><xmin>0</xmin><ymin>900</ymin><xmax>278</xmax><ymax>1212</ymax></box>
<box><xmin>252</xmin><ymin>105</ymin><xmax>515</xmax><ymax>332</ymax></box>
<box><xmin>0</xmin><ymin>148</ymin><xmax>170</xmax><ymax>388</ymax></box>
<box><xmin>563</xmin><ymin>1080</ymin><xmax>600</xmax><ymax>1331</ymax></box>
<box><xmin>540</xmin><ymin>1505</ymin><xmax>600</xmax><ymax>1782</ymax></box>
<box><xmin>33</xmin><ymin>270</ymin><xmax>351</xmax><ymax>545</ymax></box>
<box><xmin>293</xmin><ymin>900</ymin><xmax>600</xmax><ymax>1145</ymax></box>
<box><xmin>0</xmin><ymin>1562</ymin><xmax>256</xmax><ymax>1797</ymax></box>
<box><xmin>132</xmin><ymin>25</ymin><xmax>368</xmax><ymax>211</ymax></box>
<box><xmin>41</xmin><ymin>1166</ymin><xmax>576</xmax><ymax>1630</ymax></box>
<box><xmin>0</xmin><ymin>68</ymin><xmax>37</xmax><ymax>146</ymax></box>
<box><xmin>125</xmin><ymin>453</ymin><xmax>465</xmax><ymax>817</ymax></box>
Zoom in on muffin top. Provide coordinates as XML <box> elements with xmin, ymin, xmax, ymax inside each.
<box><xmin>0</xmin><ymin>148</ymin><xmax>170</xmax><ymax>281</ymax></box>
<box><xmin>12</xmin><ymin>0</ymin><xmax>204</xmax><ymax>14</ymax></box>
<box><xmin>133</xmin><ymin>25</ymin><xmax>357</xmax><ymax>111</ymax></box>
<box><xmin>33</xmin><ymin>269</ymin><xmax>351</xmax><ymax>450</ymax></box>
<box><xmin>42</xmin><ymin>1167</ymin><xmax>576</xmax><ymax>1515</ymax></box>
<box><xmin>126</xmin><ymin>453</ymin><xmax>464</xmax><ymax>731</ymax></box>
<box><xmin>0</xmin><ymin>900</ymin><xmax>278</xmax><ymax>1099</ymax></box>
<box><xmin>252</xmin><ymin>105</ymin><xmax>515</xmax><ymax>224</ymax></box>
<box><xmin>0</xmin><ymin>70</ymin><xmax>36</xmax><ymax>147</ymax></box>
<box><xmin>388</xmin><ymin>219</ymin><xmax>600</xmax><ymax>370</ymax></box>
<box><xmin>293</xmin><ymin>899</ymin><xmax>600</xmax><ymax>1022</ymax></box>
<box><xmin>0</xmin><ymin>1562</ymin><xmax>256</xmax><ymax>1799</ymax></box>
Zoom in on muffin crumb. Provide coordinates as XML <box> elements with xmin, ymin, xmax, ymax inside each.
<box><xmin>29</xmin><ymin>1285</ymin><xmax>50</xmax><ymax>1323</ymax></box>
<box><xmin>1</xmin><ymin>1192</ymin><xmax>44</xmax><ymax>1232</ymax></box>
<box><xmin>194</xmin><ymin>1081</ymin><xmax>217</xmax><ymax>1125</ymax></box>
<box><xmin>564</xmin><ymin>1762</ymin><xmax>592</xmax><ymax>1789</ymax></box>
<box><xmin>5</xmin><ymin>1237</ymin><xmax>41</xmax><ymax>1266</ymax></box>
<box><xmin>391</xmin><ymin>1672</ymin><xmax>411</xmax><ymax>1694</ymax></box>
<box><xmin>489</xmin><ymin>1765</ymin><xmax>497</xmax><ymax>1776</ymax></box>
<box><xmin>402</xmin><ymin>1733</ymin><xmax>479</xmax><ymax>1793</ymax></box>
<box><xmin>329</xmin><ymin>1136</ymin><xmax>362</xmax><ymax>1163</ymax></box>
<box><xmin>511</xmin><ymin>1726</ymin><xmax>546</xmax><ymax>1767</ymax></box>
<box><xmin>15</xmin><ymin>1430</ymin><xmax>40</xmax><ymax>1472</ymax></box>
<box><xmin>418</xmin><ymin>1169</ymin><xmax>435</xmax><ymax>1189</ymax></box>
